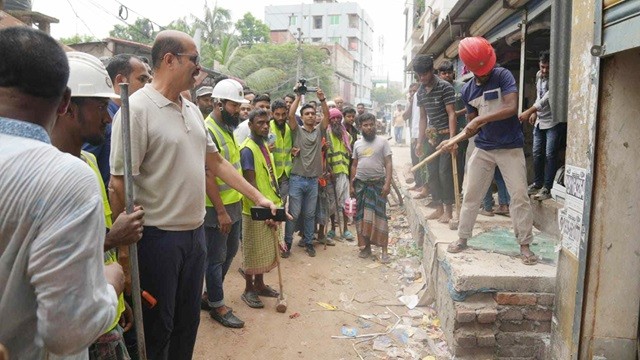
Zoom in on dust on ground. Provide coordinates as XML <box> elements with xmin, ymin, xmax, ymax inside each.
<box><xmin>193</xmin><ymin>206</ymin><xmax>449</xmax><ymax>359</ymax></box>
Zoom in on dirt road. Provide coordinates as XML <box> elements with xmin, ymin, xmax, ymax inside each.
<box><xmin>193</xmin><ymin>142</ymin><xmax>444</xmax><ymax>359</ymax></box>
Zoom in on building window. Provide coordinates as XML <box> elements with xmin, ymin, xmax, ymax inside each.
<box><xmin>329</xmin><ymin>15</ymin><xmax>340</xmax><ymax>25</ymax></box>
<box><xmin>348</xmin><ymin>37</ymin><xmax>358</xmax><ymax>51</ymax></box>
<box><xmin>312</xmin><ymin>37</ymin><xmax>322</xmax><ymax>43</ymax></box>
<box><xmin>289</xmin><ymin>15</ymin><xmax>297</xmax><ymax>26</ymax></box>
<box><xmin>329</xmin><ymin>36</ymin><xmax>340</xmax><ymax>44</ymax></box>
<box><xmin>313</xmin><ymin>16</ymin><xmax>323</xmax><ymax>29</ymax></box>
<box><xmin>348</xmin><ymin>14</ymin><xmax>358</xmax><ymax>29</ymax></box>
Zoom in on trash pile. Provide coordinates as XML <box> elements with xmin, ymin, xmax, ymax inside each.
<box><xmin>328</xmin><ymin>207</ymin><xmax>451</xmax><ymax>359</ymax></box>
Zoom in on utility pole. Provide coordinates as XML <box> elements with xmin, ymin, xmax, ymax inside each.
<box><xmin>296</xmin><ymin>27</ymin><xmax>303</xmax><ymax>81</ymax></box>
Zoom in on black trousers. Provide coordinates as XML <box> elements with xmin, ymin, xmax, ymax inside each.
<box><xmin>427</xmin><ymin>133</ymin><xmax>454</xmax><ymax>205</ymax></box>
<box><xmin>137</xmin><ymin>225</ymin><xmax>206</xmax><ymax>360</ymax></box>
<box><xmin>410</xmin><ymin>138</ymin><xmax>425</xmax><ymax>187</ymax></box>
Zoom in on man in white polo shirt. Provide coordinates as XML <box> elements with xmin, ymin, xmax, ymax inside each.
<box><xmin>110</xmin><ymin>30</ymin><xmax>275</xmax><ymax>360</ymax></box>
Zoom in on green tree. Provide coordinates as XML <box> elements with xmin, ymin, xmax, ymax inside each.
<box><xmin>218</xmin><ymin>43</ymin><xmax>334</xmax><ymax>99</ymax></box>
<box><xmin>371</xmin><ymin>86</ymin><xmax>404</xmax><ymax>106</ymax></box>
<box><xmin>164</xmin><ymin>17</ymin><xmax>193</xmax><ymax>34</ymax></box>
<box><xmin>235</xmin><ymin>13</ymin><xmax>270</xmax><ymax>46</ymax></box>
<box><xmin>59</xmin><ymin>34</ymin><xmax>98</xmax><ymax>45</ymax></box>
<box><xmin>109</xmin><ymin>18</ymin><xmax>155</xmax><ymax>44</ymax></box>
<box><xmin>192</xmin><ymin>3</ymin><xmax>232</xmax><ymax>46</ymax></box>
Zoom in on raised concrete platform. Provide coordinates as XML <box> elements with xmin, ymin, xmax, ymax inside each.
<box><xmin>395</xmin><ymin>165</ymin><xmax>559</xmax><ymax>359</ymax></box>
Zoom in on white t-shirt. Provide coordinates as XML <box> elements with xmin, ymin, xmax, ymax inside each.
<box><xmin>234</xmin><ymin>119</ymin><xmax>251</xmax><ymax>145</ymax></box>
<box><xmin>411</xmin><ymin>95</ymin><xmax>421</xmax><ymax>139</ymax></box>
<box><xmin>352</xmin><ymin>135</ymin><xmax>392</xmax><ymax>180</ymax></box>
<box><xmin>0</xmin><ymin>118</ymin><xmax>118</xmax><ymax>359</ymax></box>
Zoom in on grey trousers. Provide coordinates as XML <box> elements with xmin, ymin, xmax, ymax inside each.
<box><xmin>458</xmin><ymin>147</ymin><xmax>533</xmax><ymax>245</ymax></box>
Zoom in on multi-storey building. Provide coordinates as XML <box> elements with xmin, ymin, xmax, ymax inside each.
<box><xmin>265</xmin><ymin>0</ymin><xmax>374</xmax><ymax>106</ymax></box>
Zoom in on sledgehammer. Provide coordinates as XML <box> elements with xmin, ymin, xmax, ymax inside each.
<box><xmin>411</xmin><ymin>127</ymin><xmax>480</xmax><ymax>173</ymax></box>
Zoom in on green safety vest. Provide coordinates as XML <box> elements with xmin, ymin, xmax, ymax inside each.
<box><xmin>240</xmin><ymin>137</ymin><xmax>282</xmax><ymax>215</ymax></box>
<box><xmin>81</xmin><ymin>150</ymin><xmax>124</xmax><ymax>332</ymax></box>
<box><xmin>269</xmin><ymin>120</ymin><xmax>293</xmax><ymax>179</ymax></box>
<box><xmin>327</xmin><ymin>131</ymin><xmax>351</xmax><ymax>176</ymax></box>
<box><xmin>205</xmin><ymin>116</ymin><xmax>243</xmax><ymax>206</ymax></box>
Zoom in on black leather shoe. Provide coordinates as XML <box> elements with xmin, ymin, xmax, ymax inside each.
<box><xmin>210</xmin><ymin>309</ymin><xmax>245</xmax><ymax>328</ymax></box>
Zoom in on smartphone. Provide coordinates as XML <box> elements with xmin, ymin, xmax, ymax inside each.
<box><xmin>250</xmin><ymin>206</ymin><xmax>287</xmax><ymax>222</ymax></box>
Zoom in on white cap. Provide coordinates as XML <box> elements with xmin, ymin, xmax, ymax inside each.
<box><xmin>67</xmin><ymin>52</ymin><xmax>119</xmax><ymax>99</ymax></box>
<box><xmin>195</xmin><ymin>86</ymin><xmax>213</xmax><ymax>98</ymax></box>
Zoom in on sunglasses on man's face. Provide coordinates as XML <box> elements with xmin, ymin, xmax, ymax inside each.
<box><xmin>173</xmin><ymin>53</ymin><xmax>200</xmax><ymax>65</ymax></box>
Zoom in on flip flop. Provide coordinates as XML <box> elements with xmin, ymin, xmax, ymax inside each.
<box><xmin>447</xmin><ymin>241</ymin><xmax>468</xmax><ymax>253</ymax></box>
<box><xmin>380</xmin><ymin>254</ymin><xmax>391</xmax><ymax>264</ymax></box>
<box><xmin>520</xmin><ymin>253</ymin><xmax>539</xmax><ymax>266</ymax></box>
<box><xmin>241</xmin><ymin>291</ymin><xmax>264</xmax><ymax>308</ymax></box>
<box><xmin>358</xmin><ymin>249</ymin><xmax>372</xmax><ymax>259</ymax></box>
<box><xmin>257</xmin><ymin>285</ymin><xmax>279</xmax><ymax>298</ymax></box>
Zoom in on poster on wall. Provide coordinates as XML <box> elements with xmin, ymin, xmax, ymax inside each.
<box><xmin>564</xmin><ymin>165</ymin><xmax>587</xmax><ymax>212</ymax></box>
<box><xmin>558</xmin><ymin>207</ymin><xmax>582</xmax><ymax>258</ymax></box>
<box><xmin>558</xmin><ymin>165</ymin><xmax>589</xmax><ymax>258</ymax></box>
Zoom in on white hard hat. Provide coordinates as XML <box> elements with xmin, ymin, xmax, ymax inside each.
<box><xmin>211</xmin><ymin>79</ymin><xmax>249</xmax><ymax>104</ymax></box>
<box><xmin>67</xmin><ymin>52</ymin><xmax>119</xmax><ymax>99</ymax></box>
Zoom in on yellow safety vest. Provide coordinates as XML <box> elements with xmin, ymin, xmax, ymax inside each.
<box><xmin>269</xmin><ymin>120</ymin><xmax>293</xmax><ymax>179</ymax></box>
<box><xmin>327</xmin><ymin>131</ymin><xmax>351</xmax><ymax>176</ymax></box>
<box><xmin>81</xmin><ymin>150</ymin><xmax>125</xmax><ymax>332</ymax></box>
<box><xmin>205</xmin><ymin>116</ymin><xmax>243</xmax><ymax>206</ymax></box>
<box><xmin>240</xmin><ymin>137</ymin><xmax>282</xmax><ymax>215</ymax></box>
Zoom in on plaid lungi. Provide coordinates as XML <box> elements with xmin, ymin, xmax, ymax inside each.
<box><xmin>88</xmin><ymin>325</ymin><xmax>130</xmax><ymax>360</ymax></box>
<box><xmin>354</xmin><ymin>178</ymin><xmax>389</xmax><ymax>247</ymax></box>
<box><xmin>242</xmin><ymin>214</ymin><xmax>282</xmax><ymax>275</ymax></box>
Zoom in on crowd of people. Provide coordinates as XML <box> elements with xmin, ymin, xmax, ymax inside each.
<box><xmin>405</xmin><ymin>37</ymin><xmax>565</xmax><ymax>266</ymax></box>
<box><xmin>0</xmin><ymin>22</ymin><xmax>563</xmax><ymax>360</ymax></box>
<box><xmin>0</xmin><ymin>27</ymin><xmax>394</xmax><ymax>360</ymax></box>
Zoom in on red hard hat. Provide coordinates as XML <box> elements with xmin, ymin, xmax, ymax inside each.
<box><xmin>458</xmin><ymin>37</ymin><xmax>496</xmax><ymax>76</ymax></box>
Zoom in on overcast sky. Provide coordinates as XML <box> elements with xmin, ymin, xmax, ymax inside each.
<box><xmin>32</xmin><ymin>0</ymin><xmax>406</xmax><ymax>81</ymax></box>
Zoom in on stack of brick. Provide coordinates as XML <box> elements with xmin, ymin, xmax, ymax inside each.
<box><xmin>445</xmin><ymin>292</ymin><xmax>554</xmax><ymax>359</ymax></box>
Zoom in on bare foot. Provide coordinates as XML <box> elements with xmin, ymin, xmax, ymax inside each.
<box><xmin>438</xmin><ymin>205</ymin><xmax>453</xmax><ymax>223</ymax></box>
<box><xmin>447</xmin><ymin>239</ymin><xmax>468</xmax><ymax>253</ymax></box>
<box><xmin>426</xmin><ymin>206</ymin><xmax>444</xmax><ymax>220</ymax></box>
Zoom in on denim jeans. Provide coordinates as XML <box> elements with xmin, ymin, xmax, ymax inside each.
<box><xmin>285</xmin><ymin>174</ymin><xmax>318</xmax><ymax>246</ymax></box>
<box><xmin>204</xmin><ymin>219</ymin><xmax>241</xmax><ymax>308</ymax></box>
<box><xmin>483</xmin><ymin>167</ymin><xmax>510</xmax><ymax>210</ymax></box>
<box><xmin>394</xmin><ymin>127</ymin><xmax>404</xmax><ymax>143</ymax></box>
<box><xmin>533</xmin><ymin>123</ymin><xmax>566</xmax><ymax>189</ymax></box>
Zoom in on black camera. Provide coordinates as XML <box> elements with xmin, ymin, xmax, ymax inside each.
<box><xmin>296</xmin><ymin>79</ymin><xmax>317</xmax><ymax>95</ymax></box>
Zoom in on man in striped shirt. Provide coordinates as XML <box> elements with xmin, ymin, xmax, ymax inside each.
<box><xmin>414</xmin><ymin>55</ymin><xmax>458</xmax><ymax>224</ymax></box>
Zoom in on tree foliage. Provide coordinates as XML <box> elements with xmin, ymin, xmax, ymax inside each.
<box><xmin>371</xmin><ymin>86</ymin><xmax>404</xmax><ymax>106</ymax></box>
<box><xmin>235</xmin><ymin>13</ymin><xmax>270</xmax><ymax>46</ymax></box>
<box><xmin>218</xmin><ymin>43</ymin><xmax>334</xmax><ymax>99</ymax></box>
<box><xmin>109</xmin><ymin>18</ymin><xmax>155</xmax><ymax>44</ymax></box>
<box><xmin>60</xmin><ymin>34</ymin><xmax>98</xmax><ymax>45</ymax></box>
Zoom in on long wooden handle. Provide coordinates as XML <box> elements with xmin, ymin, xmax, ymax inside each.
<box><xmin>410</xmin><ymin>129</ymin><xmax>473</xmax><ymax>173</ymax></box>
<box><xmin>272</xmin><ymin>228</ymin><xmax>284</xmax><ymax>297</ymax></box>
<box><xmin>451</xmin><ymin>151</ymin><xmax>461</xmax><ymax>216</ymax></box>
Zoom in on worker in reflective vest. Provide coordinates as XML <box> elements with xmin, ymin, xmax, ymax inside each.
<box><xmin>201</xmin><ymin>79</ymin><xmax>248</xmax><ymax>328</ymax></box>
<box><xmin>326</xmin><ymin>108</ymin><xmax>355</xmax><ymax>240</ymax></box>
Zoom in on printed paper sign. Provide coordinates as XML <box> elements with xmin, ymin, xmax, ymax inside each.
<box><xmin>558</xmin><ymin>207</ymin><xmax>582</xmax><ymax>258</ymax></box>
<box><xmin>564</xmin><ymin>165</ymin><xmax>587</xmax><ymax>212</ymax></box>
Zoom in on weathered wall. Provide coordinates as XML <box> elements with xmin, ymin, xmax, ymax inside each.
<box><xmin>579</xmin><ymin>47</ymin><xmax>640</xmax><ymax>359</ymax></box>
<box><xmin>549</xmin><ymin>0</ymin><xmax>599</xmax><ymax>358</ymax></box>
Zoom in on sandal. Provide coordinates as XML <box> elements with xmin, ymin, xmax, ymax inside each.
<box><xmin>241</xmin><ymin>291</ymin><xmax>264</xmax><ymax>308</ymax></box>
<box><xmin>520</xmin><ymin>253</ymin><xmax>539</xmax><ymax>266</ymax></box>
<box><xmin>358</xmin><ymin>248</ymin><xmax>372</xmax><ymax>259</ymax></box>
<box><xmin>447</xmin><ymin>241</ymin><xmax>468</xmax><ymax>253</ymax></box>
<box><xmin>256</xmin><ymin>285</ymin><xmax>279</xmax><ymax>298</ymax></box>
<box><xmin>379</xmin><ymin>254</ymin><xmax>391</xmax><ymax>264</ymax></box>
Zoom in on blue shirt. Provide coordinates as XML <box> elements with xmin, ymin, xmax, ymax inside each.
<box><xmin>82</xmin><ymin>100</ymin><xmax>118</xmax><ymax>187</ymax></box>
<box><xmin>460</xmin><ymin>67</ymin><xmax>524</xmax><ymax>150</ymax></box>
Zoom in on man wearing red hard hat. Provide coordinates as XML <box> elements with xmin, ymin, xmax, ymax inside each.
<box><xmin>439</xmin><ymin>36</ymin><xmax>537</xmax><ymax>265</ymax></box>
